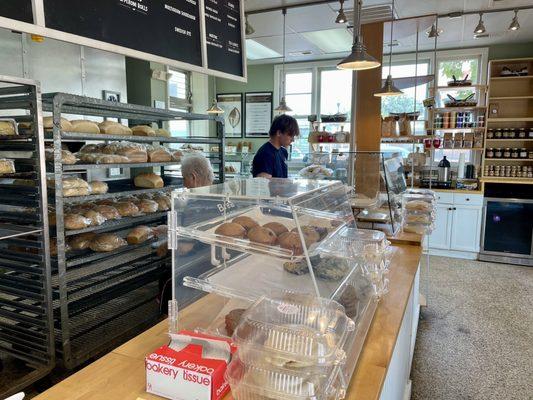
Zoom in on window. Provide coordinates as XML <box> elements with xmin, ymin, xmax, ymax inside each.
<box><xmin>436</xmin><ymin>56</ymin><xmax>481</xmax><ymax>107</ymax></box>
<box><xmin>167</xmin><ymin>69</ymin><xmax>191</xmax><ymax>137</ymax></box>
<box><xmin>320</xmin><ymin>69</ymin><xmax>352</xmax><ymax>116</ymax></box>
<box><xmin>285</xmin><ymin>71</ymin><xmax>313</xmax><ymax>116</ymax></box>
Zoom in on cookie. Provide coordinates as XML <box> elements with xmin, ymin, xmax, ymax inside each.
<box><xmin>283</xmin><ymin>261</ymin><xmax>309</xmax><ymax>275</ymax></box>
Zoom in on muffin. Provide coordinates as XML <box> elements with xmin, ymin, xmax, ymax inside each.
<box><xmin>248</xmin><ymin>226</ymin><xmax>277</xmax><ymax>245</ymax></box>
<box><xmin>291</xmin><ymin>226</ymin><xmax>320</xmax><ymax>245</ymax></box>
<box><xmin>278</xmin><ymin>232</ymin><xmax>304</xmax><ymax>255</ymax></box>
<box><xmin>232</xmin><ymin>216</ymin><xmax>259</xmax><ymax>232</ymax></box>
<box><xmin>215</xmin><ymin>222</ymin><xmax>246</xmax><ymax>238</ymax></box>
<box><xmin>263</xmin><ymin>222</ymin><xmax>289</xmax><ymax>236</ymax></box>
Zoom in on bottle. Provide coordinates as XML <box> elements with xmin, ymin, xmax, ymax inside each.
<box><xmin>438</xmin><ymin>155</ymin><xmax>451</xmax><ymax>182</ymax></box>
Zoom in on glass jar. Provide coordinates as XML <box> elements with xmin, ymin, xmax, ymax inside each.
<box><xmin>509</xmin><ymin>129</ymin><xmax>517</xmax><ymax>139</ymax></box>
<box><xmin>486</xmin><ymin>148</ymin><xmax>494</xmax><ymax>158</ymax></box>
<box><xmin>495</xmin><ymin>129</ymin><xmax>503</xmax><ymax>139</ymax></box>
<box><xmin>494</xmin><ymin>148</ymin><xmax>503</xmax><ymax>158</ymax></box>
<box><xmin>502</xmin><ymin>128</ymin><xmax>510</xmax><ymax>138</ymax></box>
<box><xmin>511</xmin><ymin>148</ymin><xmax>519</xmax><ymax>158</ymax></box>
<box><xmin>529</xmin><ymin>129</ymin><xmax>533</xmax><ymax>139</ymax></box>
<box><xmin>503</xmin><ymin>148</ymin><xmax>511</xmax><ymax>158</ymax></box>
<box><xmin>529</xmin><ymin>151</ymin><xmax>533</xmax><ymax>159</ymax></box>
<box><xmin>487</xmin><ymin>129</ymin><xmax>494</xmax><ymax>139</ymax></box>
<box><xmin>520</xmin><ymin>148</ymin><xmax>528</xmax><ymax>158</ymax></box>
<box><xmin>518</xmin><ymin>128</ymin><xmax>526</xmax><ymax>139</ymax></box>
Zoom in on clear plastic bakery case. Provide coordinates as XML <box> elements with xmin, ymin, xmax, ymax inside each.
<box><xmin>169</xmin><ymin>178</ymin><xmax>391</xmax><ymax>397</ymax></box>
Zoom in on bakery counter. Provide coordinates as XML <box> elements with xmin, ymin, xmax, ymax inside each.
<box><xmin>33</xmin><ymin>243</ymin><xmax>422</xmax><ymax>400</ymax></box>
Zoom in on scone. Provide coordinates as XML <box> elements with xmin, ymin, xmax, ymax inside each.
<box><xmin>263</xmin><ymin>222</ymin><xmax>289</xmax><ymax>236</ymax></box>
<box><xmin>215</xmin><ymin>222</ymin><xmax>246</xmax><ymax>238</ymax></box>
<box><xmin>232</xmin><ymin>215</ymin><xmax>259</xmax><ymax>232</ymax></box>
<box><xmin>283</xmin><ymin>260</ymin><xmax>309</xmax><ymax>275</ymax></box>
<box><xmin>248</xmin><ymin>226</ymin><xmax>277</xmax><ymax>245</ymax></box>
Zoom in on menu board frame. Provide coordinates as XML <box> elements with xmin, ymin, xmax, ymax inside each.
<box><xmin>0</xmin><ymin>0</ymin><xmax>247</xmax><ymax>82</ymax></box>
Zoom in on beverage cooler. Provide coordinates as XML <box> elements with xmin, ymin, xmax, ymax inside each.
<box><xmin>168</xmin><ymin>178</ymin><xmax>394</xmax><ymax>398</ymax></box>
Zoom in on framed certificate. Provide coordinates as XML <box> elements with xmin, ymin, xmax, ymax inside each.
<box><xmin>245</xmin><ymin>92</ymin><xmax>273</xmax><ymax>137</ymax></box>
<box><xmin>217</xmin><ymin>93</ymin><xmax>243</xmax><ymax>138</ymax></box>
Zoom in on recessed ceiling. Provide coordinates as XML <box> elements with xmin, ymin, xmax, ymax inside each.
<box><xmin>243</xmin><ymin>0</ymin><xmax>533</xmax><ymax>63</ymax></box>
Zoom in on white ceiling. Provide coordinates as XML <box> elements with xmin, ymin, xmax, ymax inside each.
<box><xmin>244</xmin><ymin>0</ymin><xmax>533</xmax><ymax>63</ymax></box>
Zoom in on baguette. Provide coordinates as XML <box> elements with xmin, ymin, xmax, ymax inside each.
<box><xmin>134</xmin><ymin>173</ymin><xmax>164</xmax><ymax>188</ymax></box>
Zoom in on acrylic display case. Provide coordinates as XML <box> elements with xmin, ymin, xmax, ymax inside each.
<box><xmin>169</xmin><ymin>178</ymin><xmax>394</xmax><ymax>396</ymax></box>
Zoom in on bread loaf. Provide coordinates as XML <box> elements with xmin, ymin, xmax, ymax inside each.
<box><xmin>152</xmin><ymin>225</ymin><xmax>167</xmax><ymax>239</ymax></box>
<box><xmin>114</xmin><ymin>201</ymin><xmax>140</xmax><ymax>217</ymax></box>
<box><xmin>18</xmin><ymin>122</ymin><xmax>32</xmax><ymax>131</ymax></box>
<box><xmin>95</xmin><ymin>154</ymin><xmax>130</xmax><ymax>164</ymax></box>
<box><xmin>137</xmin><ymin>199</ymin><xmax>159</xmax><ymax>214</ymax></box>
<box><xmin>153</xmin><ymin>195</ymin><xmax>171</xmax><ymax>211</ymax></box>
<box><xmin>172</xmin><ymin>150</ymin><xmax>183</xmax><ymax>162</ymax></box>
<box><xmin>116</xmin><ymin>147</ymin><xmax>148</xmax><ymax>163</ymax></box>
<box><xmin>43</xmin><ymin>116</ymin><xmax>72</xmax><ymax>131</ymax></box>
<box><xmin>156</xmin><ymin>128</ymin><xmax>171</xmax><ymax>137</ymax></box>
<box><xmin>98</xmin><ymin>121</ymin><xmax>131</xmax><ymax>135</ymax></box>
<box><xmin>134</xmin><ymin>173</ymin><xmax>164</xmax><ymax>188</ymax></box>
<box><xmin>68</xmin><ymin>203</ymin><xmax>95</xmax><ymax>213</ymax></box>
<box><xmin>0</xmin><ymin>159</ymin><xmax>15</xmax><ymax>175</ymax></box>
<box><xmin>156</xmin><ymin>241</ymin><xmax>168</xmax><ymax>257</ymax></box>
<box><xmin>89</xmin><ymin>233</ymin><xmax>127</xmax><ymax>252</ymax></box>
<box><xmin>248</xmin><ymin>226</ymin><xmax>277</xmax><ymax>245</ymax></box>
<box><xmin>82</xmin><ymin>209</ymin><xmax>107</xmax><ymax>226</ymax></box>
<box><xmin>64</xmin><ymin>187</ymin><xmax>90</xmax><ymax>197</ymax></box>
<box><xmin>147</xmin><ymin>147</ymin><xmax>172</xmax><ymax>162</ymax></box>
<box><xmin>62</xmin><ymin>178</ymin><xmax>90</xmax><ymax>190</ymax></box>
<box><xmin>77</xmin><ymin>153</ymin><xmax>100</xmax><ymax>164</ymax></box>
<box><xmin>132</xmin><ymin>125</ymin><xmax>156</xmax><ymax>136</ymax></box>
<box><xmin>89</xmin><ymin>181</ymin><xmax>108</xmax><ymax>195</ymax></box>
<box><xmin>79</xmin><ymin>143</ymin><xmax>104</xmax><ymax>153</ymax></box>
<box><xmin>45</xmin><ymin>148</ymin><xmax>77</xmax><ymax>165</ymax></box>
<box><xmin>64</xmin><ymin>213</ymin><xmax>92</xmax><ymax>230</ymax></box>
<box><xmin>126</xmin><ymin>226</ymin><xmax>154</xmax><ymax>245</ymax></box>
<box><xmin>70</xmin><ymin>120</ymin><xmax>100</xmax><ymax>134</ymax></box>
<box><xmin>93</xmin><ymin>205</ymin><xmax>121</xmax><ymax>220</ymax></box>
<box><xmin>68</xmin><ymin>232</ymin><xmax>96</xmax><ymax>251</ymax></box>
<box><xmin>0</xmin><ymin>120</ymin><xmax>15</xmax><ymax>135</ymax></box>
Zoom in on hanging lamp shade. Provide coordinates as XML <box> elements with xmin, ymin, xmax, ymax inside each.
<box><xmin>374</xmin><ymin>75</ymin><xmax>403</xmax><ymax>97</ymax></box>
<box><xmin>274</xmin><ymin>97</ymin><xmax>292</xmax><ymax>113</ymax></box>
<box><xmin>337</xmin><ymin>37</ymin><xmax>381</xmax><ymax>70</ymax></box>
<box><xmin>206</xmin><ymin>99</ymin><xmax>224</xmax><ymax>114</ymax></box>
<box><xmin>245</xmin><ymin>15</ymin><xmax>255</xmax><ymax>35</ymax></box>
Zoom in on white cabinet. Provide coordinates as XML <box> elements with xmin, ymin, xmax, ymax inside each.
<box><xmin>426</xmin><ymin>193</ymin><xmax>483</xmax><ymax>259</ymax></box>
<box><xmin>450</xmin><ymin>206</ymin><xmax>483</xmax><ymax>252</ymax></box>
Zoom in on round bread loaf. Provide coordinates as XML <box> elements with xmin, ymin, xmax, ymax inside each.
<box><xmin>82</xmin><ymin>209</ymin><xmax>106</xmax><ymax>226</ymax></box>
<box><xmin>291</xmin><ymin>226</ymin><xmax>320</xmax><ymax>245</ymax></box>
<box><xmin>215</xmin><ymin>222</ymin><xmax>246</xmax><ymax>238</ymax></box>
<box><xmin>278</xmin><ymin>232</ymin><xmax>304</xmax><ymax>255</ymax></box>
<box><xmin>232</xmin><ymin>216</ymin><xmax>259</xmax><ymax>231</ymax></box>
<box><xmin>137</xmin><ymin>199</ymin><xmax>159</xmax><ymax>214</ymax></box>
<box><xmin>263</xmin><ymin>222</ymin><xmax>289</xmax><ymax>236</ymax></box>
<box><xmin>225</xmin><ymin>308</ymin><xmax>246</xmax><ymax>336</ymax></box>
<box><xmin>248</xmin><ymin>226</ymin><xmax>277</xmax><ymax>245</ymax></box>
<box><xmin>68</xmin><ymin>232</ymin><xmax>96</xmax><ymax>251</ymax></box>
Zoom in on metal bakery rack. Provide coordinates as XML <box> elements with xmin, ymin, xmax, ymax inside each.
<box><xmin>0</xmin><ymin>76</ymin><xmax>54</xmax><ymax>398</ymax></box>
<box><xmin>42</xmin><ymin>92</ymin><xmax>225</xmax><ymax>368</ymax></box>
<box><xmin>170</xmin><ymin>178</ymin><xmax>393</xmax><ymax>395</ymax></box>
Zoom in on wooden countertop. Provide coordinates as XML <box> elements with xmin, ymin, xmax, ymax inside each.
<box><xmin>34</xmin><ymin>244</ymin><xmax>422</xmax><ymax>400</ymax></box>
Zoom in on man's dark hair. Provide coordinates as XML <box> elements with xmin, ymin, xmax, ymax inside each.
<box><xmin>269</xmin><ymin>114</ymin><xmax>300</xmax><ymax>137</ymax></box>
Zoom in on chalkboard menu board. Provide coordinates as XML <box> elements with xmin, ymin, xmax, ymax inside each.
<box><xmin>43</xmin><ymin>0</ymin><xmax>202</xmax><ymax>67</ymax></box>
<box><xmin>204</xmin><ymin>0</ymin><xmax>243</xmax><ymax>76</ymax></box>
<box><xmin>1</xmin><ymin>0</ymin><xmax>33</xmax><ymax>23</ymax></box>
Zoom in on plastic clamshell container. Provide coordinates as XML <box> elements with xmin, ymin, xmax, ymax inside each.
<box><xmin>404</xmin><ymin>188</ymin><xmax>437</xmax><ymax>199</ymax></box>
<box><xmin>319</xmin><ymin>227</ymin><xmax>390</xmax><ymax>261</ymax></box>
<box><xmin>232</xmin><ymin>294</ymin><xmax>355</xmax><ymax>368</ymax></box>
<box><xmin>402</xmin><ymin>193</ymin><xmax>436</xmax><ymax>205</ymax></box>
<box><xmin>226</xmin><ymin>352</ymin><xmax>344</xmax><ymax>400</ymax></box>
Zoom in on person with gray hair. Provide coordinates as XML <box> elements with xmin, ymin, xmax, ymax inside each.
<box><xmin>181</xmin><ymin>152</ymin><xmax>215</xmax><ymax>188</ymax></box>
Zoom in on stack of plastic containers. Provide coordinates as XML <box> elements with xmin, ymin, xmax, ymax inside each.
<box><xmin>226</xmin><ymin>293</ymin><xmax>355</xmax><ymax>400</ymax></box>
<box><xmin>401</xmin><ymin>189</ymin><xmax>437</xmax><ymax>235</ymax></box>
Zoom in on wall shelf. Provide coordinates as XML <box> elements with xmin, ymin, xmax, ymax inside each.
<box><xmin>485</xmin><ymin>158</ymin><xmax>533</xmax><ymax>162</ymax></box>
<box><xmin>489</xmin><ymin>75</ymin><xmax>533</xmax><ymax>81</ymax></box>
<box><xmin>487</xmin><ymin>118</ymin><xmax>533</xmax><ymax>122</ymax></box>
<box><xmin>489</xmin><ymin>96</ymin><xmax>533</xmax><ymax>100</ymax></box>
<box><xmin>486</xmin><ymin>138</ymin><xmax>533</xmax><ymax>142</ymax></box>
<box><xmin>480</xmin><ymin>177</ymin><xmax>532</xmax><ymax>184</ymax></box>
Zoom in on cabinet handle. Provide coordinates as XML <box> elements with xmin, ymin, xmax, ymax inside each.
<box><xmin>453</xmin><ymin>207</ymin><xmax>457</xmax><ymax>210</ymax></box>
<box><xmin>466</xmin><ymin>198</ymin><xmax>470</xmax><ymax>201</ymax></box>
<box><xmin>448</xmin><ymin>207</ymin><xmax>452</xmax><ymax>211</ymax></box>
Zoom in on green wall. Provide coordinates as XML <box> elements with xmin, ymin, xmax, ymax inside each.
<box><xmin>215</xmin><ymin>64</ymin><xmax>275</xmax><ymax>151</ymax></box>
<box><xmin>488</xmin><ymin>42</ymin><xmax>533</xmax><ymax>60</ymax></box>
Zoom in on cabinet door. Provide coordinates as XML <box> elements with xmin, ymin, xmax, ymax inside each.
<box><xmin>450</xmin><ymin>205</ymin><xmax>482</xmax><ymax>252</ymax></box>
<box><xmin>427</xmin><ymin>204</ymin><xmax>452</xmax><ymax>250</ymax></box>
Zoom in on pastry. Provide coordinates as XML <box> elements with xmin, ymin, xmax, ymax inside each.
<box><xmin>134</xmin><ymin>173</ymin><xmax>164</xmax><ymax>188</ymax></box>
<box><xmin>68</xmin><ymin>232</ymin><xmax>97</xmax><ymax>251</ymax></box>
<box><xmin>126</xmin><ymin>226</ymin><xmax>154</xmax><ymax>245</ymax></box>
<box><xmin>291</xmin><ymin>226</ymin><xmax>320</xmax><ymax>245</ymax></box>
<box><xmin>131</xmin><ymin>125</ymin><xmax>156</xmax><ymax>136</ymax></box>
<box><xmin>278</xmin><ymin>232</ymin><xmax>304</xmax><ymax>255</ymax></box>
<box><xmin>137</xmin><ymin>199</ymin><xmax>159</xmax><ymax>214</ymax></box>
<box><xmin>43</xmin><ymin>116</ymin><xmax>72</xmax><ymax>131</ymax></box>
<box><xmin>313</xmin><ymin>258</ymin><xmax>349</xmax><ymax>281</ymax></box>
<box><xmin>225</xmin><ymin>309</ymin><xmax>246</xmax><ymax>336</ymax></box>
<box><xmin>153</xmin><ymin>195</ymin><xmax>171</xmax><ymax>211</ymax></box>
<box><xmin>82</xmin><ymin>209</ymin><xmax>106</xmax><ymax>226</ymax></box>
<box><xmin>156</xmin><ymin>128</ymin><xmax>171</xmax><ymax>137</ymax></box>
<box><xmin>232</xmin><ymin>216</ymin><xmax>259</xmax><ymax>232</ymax></box>
<box><xmin>93</xmin><ymin>205</ymin><xmax>121</xmax><ymax>220</ymax></box>
<box><xmin>248</xmin><ymin>226</ymin><xmax>277</xmax><ymax>245</ymax></box>
<box><xmin>69</xmin><ymin>120</ymin><xmax>100</xmax><ymax>134</ymax></box>
<box><xmin>114</xmin><ymin>201</ymin><xmax>140</xmax><ymax>217</ymax></box>
<box><xmin>98</xmin><ymin>121</ymin><xmax>131</xmax><ymax>135</ymax></box>
<box><xmin>215</xmin><ymin>222</ymin><xmax>246</xmax><ymax>238</ymax></box>
<box><xmin>283</xmin><ymin>260</ymin><xmax>309</xmax><ymax>275</ymax></box>
<box><xmin>338</xmin><ymin>285</ymin><xmax>358</xmax><ymax>319</ymax></box>
<box><xmin>147</xmin><ymin>147</ymin><xmax>172</xmax><ymax>162</ymax></box>
<box><xmin>0</xmin><ymin>120</ymin><xmax>15</xmax><ymax>135</ymax></box>
<box><xmin>64</xmin><ymin>213</ymin><xmax>92</xmax><ymax>230</ymax></box>
<box><xmin>262</xmin><ymin>222</ymin><xmax>289</xmax><ymax>236</ymax></box>
<box><xmin>89</xmin><ymin>233</ymin><xmax>127</xmax><ymax>252</ymax></box>
<box><xmin>0</xmin><ymin>159</ymin><xmax>15</xmax><ymax>175</ymax></box>
<box><xmin>89</xmin><ymin>181</ymin><xmax>108</xmax><ymax>195</ymax></box>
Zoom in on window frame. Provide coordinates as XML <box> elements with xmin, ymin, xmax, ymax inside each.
<box><xmin>166</xmin><ymin>67</ymin><xmax>192</xmax><ymax>137</ymax></box>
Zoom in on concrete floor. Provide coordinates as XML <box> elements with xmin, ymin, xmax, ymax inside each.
<box><xmin>411</xmin><ymin>256</ymin><xmax>533</xmax><ymax>400</ymax></box>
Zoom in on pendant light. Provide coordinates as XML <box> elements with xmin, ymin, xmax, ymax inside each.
<box><xmin>206</xmin><ymin>77</ymin><xmax>224</xmax><ymax>114</ymax></box>
<box><xmin>245</xmin><ymin>15</ymin><xmax>255</xmax><ymax>35</ymax></box>
<box><xmin>508</xmin><ymin>10</ymin><xmax>520</xmax><ymax>31</ymax></box>
<box><xmin>335</xmin><ymin>0</ymin><xmax>347</xmax><ymax>24</ymax></box>
<box><xmin>427</xmin><ymin>24</ymin><xmax>440</xmax><ymax>38</ymax></box>
<box><xmin>375</xmin><ymin>0</ymin><xmax>402</xmax><ymax>97</ymax></box>
<box><xmin>337</xmin><ymin>0</ymin><xmax>381</xmax><ymax>70</ymax></box>
<box><xmin>474</xmin><ymin>13</ymin><xmax>486</xmax><ymax>35</ymax></box>
<box><xmin>275</xmin><ymin>8</ymin><xmax>292</xmax><ymax>114</ymax></box>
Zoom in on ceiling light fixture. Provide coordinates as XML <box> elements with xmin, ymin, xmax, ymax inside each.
<box><xmin>508</xmin><ymin>9</ymin><xmax>520</xmax><ymax>31</ymax></box>
<box><xmin>206</xmin><ymin>76</ymin><xmax>224</xmax><ymax>115</ymax></box>
<box><xmin>335</xmin><ymin>0</ymin><xmax>347</xmax><ymax>24</ymax></box>
<box><xmin>245</xmin><ymin>15</ymin><xmax>255</xmax><ymax>35</ymax></box>
<box><xmin>275</xmin><ymin>8</ymin><xmax>293</xmax><ymax>114</ymax></box>
<box><xmin>337</xmin><ymin>0</ymin><xmax>381</xmax><ymax>70</ymax></box>
<box><xmin>375</xmin><ymin>0</ymin><xmax>402</xmax><ymax>97</ymax></box>
<box><xmin>427</xmin><ymin>24</ymin><xmax>440</xmax><ymax>38</ymax></box>
<box><xmin>474</xmin><ymin>13</ymin><xmax>486</xmax><ymax>35</ymax></box>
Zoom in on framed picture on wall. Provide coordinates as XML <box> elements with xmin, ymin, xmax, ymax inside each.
<box><xmin>245</xmin><ymin>92</ymin><xmax>273</xmax><ymax>137</ymax></box>
<box><xmin>216</xmin><ymin>93</ymin><xmax>243</xmax><ymax>138</ymax></box>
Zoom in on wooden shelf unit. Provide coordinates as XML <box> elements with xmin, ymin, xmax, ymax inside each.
<box><xmin>481</xmin><ymin>58</ymin><xmax>533</xmax><ymax>186</ymax></box>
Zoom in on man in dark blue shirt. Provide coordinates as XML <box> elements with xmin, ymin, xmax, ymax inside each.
<box><xmin>252</xmin><ymin>114</ymin><xmax>300</xmax><ymax>178</ymax></box>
